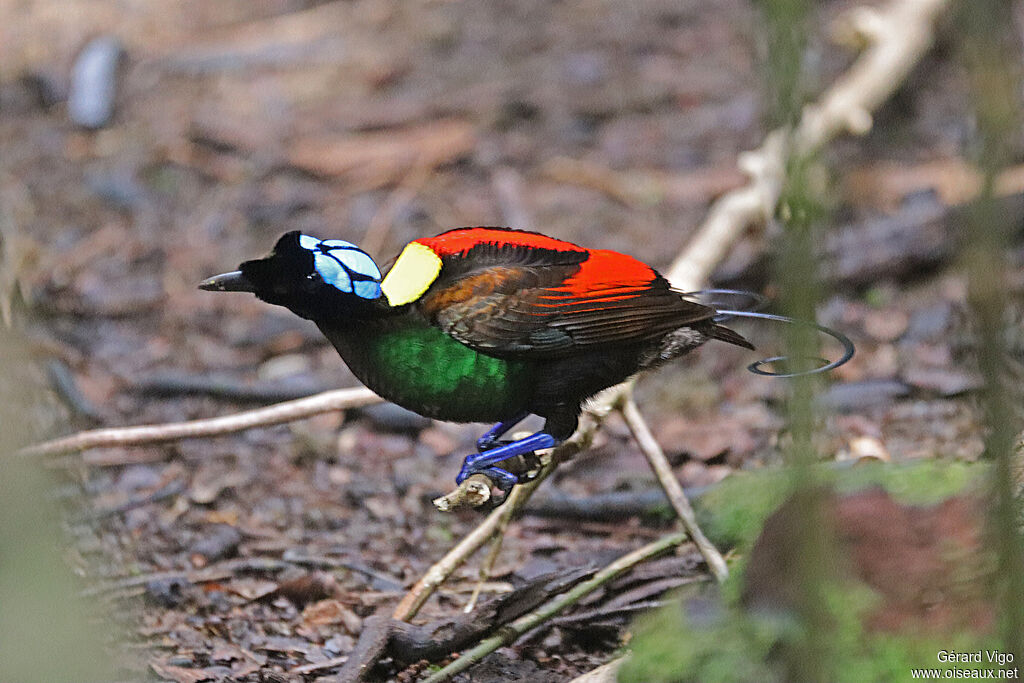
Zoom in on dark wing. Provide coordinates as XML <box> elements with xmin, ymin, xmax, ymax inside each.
<box><xmin>417</xmin><ymin>242</ymin><xmax>742</xmax><ymax>359</ymax></box>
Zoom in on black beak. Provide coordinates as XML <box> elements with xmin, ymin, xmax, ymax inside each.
<box><xmin>198</xmin><ymin>270</ymin><xmax>255</xmax><ymax>293</ymax></box>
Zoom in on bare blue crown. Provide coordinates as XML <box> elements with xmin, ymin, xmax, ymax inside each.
<box><xmin>298</xmin><ymin>234</ymin><xmax>382</xmax><ymax>300</ymax></box>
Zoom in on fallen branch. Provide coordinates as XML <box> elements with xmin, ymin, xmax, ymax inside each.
<box><xmin>20</xmin><ymin>386</ymin><xmax>382</xmax><ymax>457</ymax></box>
<box><xmin>337</xmin><ymin>568</ymin><xmax>593</xmax><ymax>683</ymax></box>
<box><xmin>464</xmin><ymin>479</ymin><xmax>525</xmax><ymax>613</ymax></box>
<box><xmin>393</xmin><ymin>400</ymin><xmax>606</xmax><ymax>621</ymax></box>
<box><xmin>421</xmin><ymin>531</ymin><xmax>689</xmax><ymax>683</ymax></box>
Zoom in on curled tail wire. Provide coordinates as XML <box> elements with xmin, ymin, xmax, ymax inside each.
<box><xmin>714</xmin><ymin>310</ymin><xmax>855</xmax><ymax>377</ymax></box>
<box><xmin>681</xmin><ymin>289</ymin><xmax>855</xmax><ymax>378</ymax></box>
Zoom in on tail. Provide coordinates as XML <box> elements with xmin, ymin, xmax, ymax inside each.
<box><xmin>678</xmin><ymin>289</ymin><xmax>855</xmax><ymax>377</ymax></box>
<box><xmin>716</xmin><ymin>309</ymin><xmax>855</xmax><ymax>378</ymax></box>
<box><xmin>712</xmin><ymin>323</ymin><xmax>755</xmax><ymax>350</ymax></box>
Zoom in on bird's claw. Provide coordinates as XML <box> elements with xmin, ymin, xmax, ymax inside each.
<box><xmin>475</xmin><ymin>435</ymin><xmax>500</xmax><ymax>452</ymax></box>
<box><xmin>456</xmin><ymin>430</ymin><xmax>559</xmax><ymax>504</ymax></box>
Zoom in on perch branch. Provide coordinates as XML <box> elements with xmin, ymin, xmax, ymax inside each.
<box><xmin>421</xmin><ymin>530</ymin><xmax>689</xmax><ymax>683</ymax></box>
<box><xmin>19</xmin><ymin>387</ymin><xmax>382</xmax><ymax>457</ymax></box>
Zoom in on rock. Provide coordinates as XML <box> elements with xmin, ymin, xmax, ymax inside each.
<box><xmin>68</xmin><ymin>36</ymin><xmax>122</xmax><ymax>128</ymax></box>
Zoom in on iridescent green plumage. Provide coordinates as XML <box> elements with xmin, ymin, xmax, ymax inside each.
<box><xmin>319</xmin><ymin>319</ymin><xmax>533</xmax><ymax>422</ymax></box>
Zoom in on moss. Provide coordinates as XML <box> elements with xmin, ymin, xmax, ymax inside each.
<box><xmin>695</xmin><ymin>460</ymin><xmax>986</xmax><ymax>551</ymax></box>
<box><xmin>620</xmin><ymin>599</ymin><xmax>780</xmax><ymax>683</ymax></box>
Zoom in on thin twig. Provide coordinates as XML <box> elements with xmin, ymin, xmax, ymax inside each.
<box><xmin>420</xmin><ymin>531</ymin><xmax>689</xmax><ymax>683</ymax></box>
<box><xmin>290</xmin><ymin>655</ymin><xmax>349</xmax><ymax>675</ymax></box>
<box><xmin>393</xmin><ymin>469</ymin><xmax>551</xmax><ymax>621</ymax></box>
<box><xmin>19</xmin><ymin>386</ymin><xmax>382</xmax><ymax>457</ymax></box>
<box><xmin>620</xmin><ymin>397</ymin><xmax>728</xmax><ymax>582</ymax></box>
<box><xmin>463</xmin><ymin>482</ymin><xmax>523</xmax><ymax>613</ymax></box>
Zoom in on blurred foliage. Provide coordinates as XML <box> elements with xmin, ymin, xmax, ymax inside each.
<box><xmin>955</xmin><ymin>0</ymin><xmax>1024</xmax><ymax>665</ymax></box>
<box><xmin>756</xmin><ymin>0</ymin><xmax>811</xmax><ymax>128</ymax></box>
<box><xmin>0</xmin><ymin>326</ymin><xmax>111</xmax><ymax>683</ymax></box>
<box><xmin>624</xmin><ymin>0</ymin><xmax>1024</xmax><ymax>675</ymax></box>
<box><xmin>696</xmin><ymin>460</ymin><xmax>985</xmax><ymax>553</ymax></box>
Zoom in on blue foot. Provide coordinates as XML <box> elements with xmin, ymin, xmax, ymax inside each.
<box><xmin>476</xmin><ymin>412</ymin><xmax>529</xmax><ymax>452</ymax></box>
<box><xmin>456</xmin><ymin>431</ymin><xmax>560</xmax><ymax>488</ymax></box>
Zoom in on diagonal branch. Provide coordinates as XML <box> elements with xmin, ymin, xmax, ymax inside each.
<box><xmin>391</xmin><ymin>407</ymin><xmax>603</xmax><ymax>621</ymax></box>
<box><xmin>621</xmin><ymin>397</ymin><xmax>728</xmax><ymax>582</ymax></box>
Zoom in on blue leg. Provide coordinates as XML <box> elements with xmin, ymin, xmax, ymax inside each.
<box><xmin>476</xmin><ymin>411</ymin><xmax>529</xmax><ymax>452</ymax></box>
<box><xmin>456</xmin><ymin>431</ymin><xmax>560</xmax><ymax>487</ymax></box>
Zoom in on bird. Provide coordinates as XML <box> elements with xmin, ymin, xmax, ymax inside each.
<box><xmin>199</xmin><ymin>227</ymin><xmax>842</xmax><ymax>498</ymax></box>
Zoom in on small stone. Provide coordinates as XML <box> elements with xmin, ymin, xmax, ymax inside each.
<box><xmin>843</xmin><ymin>436</ymin><xmax>890</xmax><ymax>463</ymax></box>
<box><xmin>68</xmin><ymin>36</ymin><xmax>122</xmax><ymax>128</ymax></box>
<box><xmin>258</xmin><ymin>353</ymin><xmax>311</xmax><ymax>381</ymax></box>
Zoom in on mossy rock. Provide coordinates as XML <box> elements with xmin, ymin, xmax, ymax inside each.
<box><xmin>620</xmin><ymin>460</ymin><xmax>1008</xmax><ymax>683</ymax></box>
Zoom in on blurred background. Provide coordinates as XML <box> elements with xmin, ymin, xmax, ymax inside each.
<box><xmin>2</xmin><ymin>0</ymin><xmax>1023</xmax><ymax>681</ymax></box>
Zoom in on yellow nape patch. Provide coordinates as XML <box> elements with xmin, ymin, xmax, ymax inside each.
<box><xmin>381</xmin><ymin>242</ymin><xmax>443</xmax><ymax>307</ymax></box>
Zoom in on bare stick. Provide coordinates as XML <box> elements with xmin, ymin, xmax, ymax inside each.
<box><xmin>421</xmin><ymin>531</ymin><xmax>689</xmax><ymax>683</ymax></box>
<box><xmin>20</xmin><ymin>387</ymin><xmax>382</xmax><ymax>457</ymax></box>
<box><xmin>667</xmin><ymin>131</ymin><xmax>787</xmax><ymax>291</ymax></box>
<box><xmin>621</xmin><ymin>397</ymin><xmax>728</xmax><ymax>582</ymax></box>
<box><xmin>463</xmin><ymin>481</ymin><xmax>523</xmax><ymax>613</ymax></box>
<box><xmin>796</xmin><ymin>0</ymin><xmax>949</xmax><ymax>154</ymax></box>
<box><xmin>392</xmin><ymin>486</ymin><xmax>525</xmax><ymax>621</ymax></box>
<box><xmin>668</xmin><ymin>0</ymin><xmax>949</xmax><ymax>291</ymax></box>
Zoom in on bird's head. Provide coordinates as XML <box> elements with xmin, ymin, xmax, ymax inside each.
<box><xmin>199</xmin><ymin>231</ymin><xmax>384</xmax><ymax>320</ymax></box>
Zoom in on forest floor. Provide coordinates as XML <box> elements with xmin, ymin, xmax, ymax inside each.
<box><xmin>3</xmin><ymin>0</ymin><xmax>1021</xmax><ymax>681</ymax></box>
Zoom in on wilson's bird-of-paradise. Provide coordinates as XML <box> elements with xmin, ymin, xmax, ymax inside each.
<box><xmin>201</xmin><ymin>227</ymin><xmax>852</xmax><ymax>499</ymax></box>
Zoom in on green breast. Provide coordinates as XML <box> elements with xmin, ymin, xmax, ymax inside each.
<box><xmin>321</xmin><ymin>319</ymin><xmax>534</xmax><ymax>422</ymax></box>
